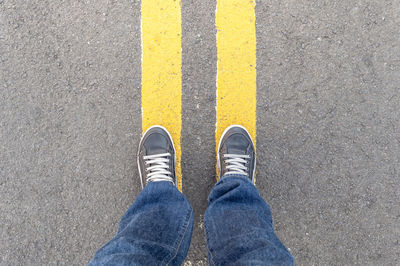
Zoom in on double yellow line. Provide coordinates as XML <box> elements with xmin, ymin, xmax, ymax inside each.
<box><xmin>141</xmin><ymin>0</ymin><xmax>256</xmax><ymax>191</ymax></box>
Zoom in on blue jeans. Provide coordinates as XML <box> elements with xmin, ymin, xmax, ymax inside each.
<box><xmin>89</xmin><ymin>176</ymin><xmax>293</xmax><ymax>265</ymax></box>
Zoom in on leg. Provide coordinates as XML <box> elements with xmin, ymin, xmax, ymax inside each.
<box><xmin>204</xmin><ymin>175</ymin><xmax>293</xmax><ymax>265</ymax></box>
<box><xmin>208</xmin><ymin>125</ymin><xmax>293</xmax><ymax>265</ymax></box>
<box><xmin>90</xmin><ymin>126</ymin><xmax>194</xmax><ymax>265</ymax></box>
<box><xmin>89</xmin><ymin>181</ymin><xmax>193</xmax><ymax>265</ymax></box>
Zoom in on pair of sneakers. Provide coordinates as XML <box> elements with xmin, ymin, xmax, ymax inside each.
<box><xmin>138</xmin><ymin>125</ymin><xmax>256</xmax><ymax>188</ymax></box>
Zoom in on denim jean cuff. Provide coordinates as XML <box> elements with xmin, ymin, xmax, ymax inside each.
<box><xmin>220</xmin><ymin>174</ymin><xmax>252</xmax><ymax>183</ymax></box>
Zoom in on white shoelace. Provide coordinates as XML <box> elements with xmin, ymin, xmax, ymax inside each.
<box><xmin>223</xmin><ymin>154</ymin><xmax>250</xmax><ymax>176</ymax></box>
<box><xmin>144</xmin><ymin>153</ymin><xmax>174</xmax><ymax>183</ymax></box>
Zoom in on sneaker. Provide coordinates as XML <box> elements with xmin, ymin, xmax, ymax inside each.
<box><xmin>137</xmin><ymin>125</ymin><xmax>176</xmax><ymax>189</ymax></box>
<box><xmin>217</xmin><ymin>125</ymin><xmax>256</xmax><ymax>182</ymax></box>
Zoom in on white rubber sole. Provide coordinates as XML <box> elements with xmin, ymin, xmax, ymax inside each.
<box><xmin>217</xmin><ymin>124</ymin><xmax>256</xmax><ymax>181</ymax></box>
<box><xmin>137</xmin><ymin>125</ymin><xmax>177</xmax><ymax>189</ymax></box>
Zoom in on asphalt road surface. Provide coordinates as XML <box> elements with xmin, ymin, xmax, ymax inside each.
<box><xmin>1</xmin><ymin>0</ymin><xmax>399</xmax><ymax>265</ymax></box>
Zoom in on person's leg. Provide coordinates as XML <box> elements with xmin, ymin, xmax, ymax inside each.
<box><xmin>204</xmin><ymin>175</ymin><xmax>293</xmax><ymax>265</ymax></box>
<box><xmin>89</xmin><ymin>126</ymin><xmax>193</xmax><ymax>265</ymax></box>
<box><xmin>89</xmin><ymin>181</ymin><xmax>193</xmax><ymax>265</ymax></box>
<box><xmin>205</xmin><ymin>125</ymin><xmax>293</xmax><ymax>265</ymax></box>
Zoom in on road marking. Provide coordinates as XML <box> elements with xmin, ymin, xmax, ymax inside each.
<box><xmin>141</xmin><ymin>0</ymin><xmax>183</xmax><ymax>191</ymax></box>
<box><xmin>216</xmin><ymin>0</ymin><xmax>257</xmax><ymax>179</ymax></box>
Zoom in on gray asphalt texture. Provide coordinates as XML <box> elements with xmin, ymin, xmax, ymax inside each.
<box><xmin>1</xmin><ymin>0</ymin><xmax>399</xmax><ymax>265</ymax></box>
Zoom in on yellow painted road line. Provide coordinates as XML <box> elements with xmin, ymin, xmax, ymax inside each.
<box><xmin>216</xmin><ymin>0</ymin><xmax>257</xmax><ymax>180</ymax></box>
<box><xmin>141</xmin><ymin>0</ymin><xmax>183</xmax><ymax>191</ymax></box>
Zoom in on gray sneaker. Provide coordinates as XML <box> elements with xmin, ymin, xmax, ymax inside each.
<box><xmin>217</xmin><ymin>125</ymin><xmax>256</xmax><ymax>182</ymax></box>
<box><xmin>137</xmin><ymin>125</ymin><xmax>176</xmax><ymax>189</ymax></box>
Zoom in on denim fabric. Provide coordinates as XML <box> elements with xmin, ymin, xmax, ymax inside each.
<box><xmin>89</xmin><ymin>176</ymin><xmax>293</xmax><ymax>266</ymax></box>
<box><xmin>88</xmin><ymin>181</ymin><xmax>194</xmax><ymax>266</ymax></box>
<box><xmin>204</xmin><ymin>175</ymin><xmax>293</xmax><ymax>265</ymax></box>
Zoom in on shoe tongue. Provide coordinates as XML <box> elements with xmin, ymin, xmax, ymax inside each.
<box><xmin>148</xmin><ymin>149</ymin><xmax>167</xmax><ymax>155</ymax></box>
<box><xmin>146</xmin><ymin>134</ymin><xmax>168</xmax><ymax>155</ymax></box>
<box><xmin>227</xmin><ymin>145</ymin><xmax>246</xmax><ymax>155</ymax></box>
<box><xmin>227</xmin><ymin>149</ymin><xmax>246</xmax><ymax>155</ymax></box>
<box><xmin>226</xmin><ymin>134</ymin><xmax>247</xmax><ymax>155</ymax></box>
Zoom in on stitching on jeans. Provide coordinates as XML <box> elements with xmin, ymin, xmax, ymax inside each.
<box><xmin>203</xmin><ymin>218</ymin><xmax>216</xmax><ymax>266</ymax></box>
<box><xmin>206</xmin><ymin>241</ymin><xmax>216</xmax><ymax>266</ymax></box>
<box><xmin>164</xmin><ymin>208</ymin><xmax>193</xmax><ymax>265</ymax></box>
<box><xmin>163</xmin><ymin>208</ymin><xmax>193</xmax><ymax>265</ymax></box>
